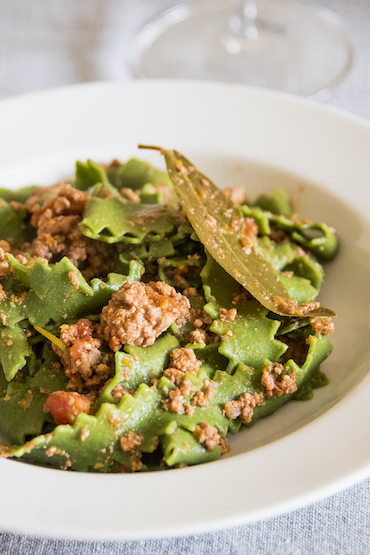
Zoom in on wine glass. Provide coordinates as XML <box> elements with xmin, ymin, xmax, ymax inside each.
<box><xmin>130</xmin><ymin>0</ymin><xmax>354</xmax><ymax>100</ymax></box>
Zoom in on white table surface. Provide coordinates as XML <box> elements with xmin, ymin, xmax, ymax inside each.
<box><xmin>0</xmin><ymin>1</ymin><xmax>369</xmax><ymax>553</ymax></box>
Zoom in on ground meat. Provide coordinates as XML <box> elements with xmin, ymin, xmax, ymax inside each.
<box><xmin>162</xmin><ymin>388</ymin><xmax>185</xmax><ymax>414</ymax></box>
<box><xmin>119</xmin><ymin>431</ymin><xmax>143</xmax><ymax>452</ymax></box>
<box><xmin>274</xmin><ymin>295</ymin><xmax>320</xmax><ymax>316</ymax></box>
<box><xmin>219</xmin><ymin>308</ymin><xmax>237</xmax><ymax>322</ymax></box>
<box><xmin>0</xmin><ymin>247</ymin><xmax>10</xmax><ymax>279</ymax></box>
<box><xmin>105</xmin><ymin>159</ymin><xmax>121</xmax><ymax>169</ymax></box>
<box><xmin>162</xmin><ymin>378</ymin><xmax>194</xmax><ymax>414</ymax></box>
<box><xmin>181</xmin><ymin>287</ymin><xmax>216</xmax><ymax>345</ymax></box>
<box><xmin>24</xmin><ymin>220</ymin><xmax>114</xmax><ymax>279</ymax></box>
<box><xmin>108</xmin><ymin>411</ymin><xmax>123</xmax><ymax>430</ymax></box>
<box><xmin>0</xmin><ymin>240</ymin><xmax>11</xmax><ymax>252</ymax></box>
<box><xmin>38</xmin><ymin>214</ymin><xmax>82</xmax><ymax>239</ymax></box>
<box><xmin>53</xmin><ymin>318</ymin><xmax>110</xmax><ymax>390</ymax></box>
<box><xmin>183</xmin><ymin>287</ymin><xmax>205</xmax><ymax>308</ymax></box>
<box><xmin>10</xmin><ymin>292</ymin><xmax>26</xmax><ymax>305</ymax></box>
<box><xmin>269</xmin><ymin>225</ymin><xmax>289</xmax><ymax>244</ymax></box>
<box><xmin>230</xmin><ymin>291</ymin><xmax>252</xmax><ymax>306</ymax></box>
<box><xmin>224</xmin><ymin>392</ymin><xmax>263</xmax><ymax>424</ymax></box>
<box><xmin>80</xmin><ymin>427</ymin><xmax>90</xmax><ymax>441</ymax></box>
<box><xmin>120</xmin><ymin>187</ymin><xmax>141</xmax><ymax>203</ymax></box>
<box><xmin>19</xmin><ymin>182</ymin><xmax>115</xmax><ymax>278</ymax></box>
<box><xmin>184</xmin><ymin>403</ymin><xmax>195</xmax><ymax>416</ymax></box>
<box><xmin>110</xmin><ymin>385</ymin><xmax>132</xmax><ymax>400</ymax></box>
<box><xmin>219</xmin><ymin>437</ymin><xmax>230</xmax><ymax>455</ymax></box>
<box><xmin>240</xmin><ymin>235</ymin><xmax>254</xmax><ymax>254</ymax></box>
<box><xmin>44</xmin><ymin>391</ymin><xmax>92</xmax><ymax>425</ymax></box>
<box><xmin>193</xmin><ymin>422</ymin><xmax>221</xmax><ymax>451</ymax></box>
<box><xmin>45</xmin><ymin>446</ymin><xmax>57</xmax><ymax>457</ymax></box>
<box><xmin>27</xmin><ymin>182</ymin><xmax>88</xmax><ymax>221</ymax></box>
<box><xmin>191</xmin><ymin>380</ymin><xmax>216</xmax><ymax>408</ymax></box>
<box><xmin>0</xmin><ymin>286</ymin><xmax>6</xmax><ymax>303</ymax></box>
<box><xmin>118</xmin><ymin>431</ymin><xmax>144</xmax><ymax>472</ymax></box>
<box><xmin>78</xmin><ymin>236</ymin><xmax>115</xmax><ymax>281</ymax></box>
<box><xmin>162</xmin><ymin>366</ymin><xmax>186</xmax><ymax>387</ymax></box>
<box><xmin>309</xmin><ymin>317</ymin><xmax>334</xmax><ymax>336</ymax></box>
<box><xmin>130</xmin><ymin>450</ymin><xmax>143</xmax><ymax>472</ymax></box>
<box><xmin>189</xmin><ymin>329</ymin><xmax>207</xmax><ymax>344</ymax></box>
<box><xmin>243</xmin><ymin>217</ymin><xmax>258</xmax><ymax>237</ymax></box>
<box><xmin>23</xmin><ymin>183</ymin><xmax>88</xmax><ymax>261</ymax></box>
<box><xmin>173</xmin><ymin>262</ymin><xmax>190</xmax><ymax>288</ymax></box>
<box><xmin>260</xmin><ymin>362</ymin><xmax>297</xmax><ymax>399</ymax></box>
<box><xmin>98</xmin><ymin>281</ymin><xmax>190</xmax><ymax>350</ymax></box>
<box><xmin>163</xmin><ymin>348</ymin><xmax>202</xmax><ymax>386</ymax></box>
<box><xmin>19</xmin><ymin>389</ymin><xmax>33</xmax><ymax>410</ymax></box>
<box><xmin>161</xmin><ymin>262</ymin><xmax>202</xmax><ymax>290</ymax></box>
<box><xmin>223</xmin><ymin>187</ymin><xmax>246</xmax><ymax>205</ymax></box>
<box><xmin>68</xmin><ymin>270</ymin><xmax>79</xmax><ymax>288</ymax></box>
<box><xmin>239</xmin><ymin>216</ymin><xmax>258</xmax><ymax>254</ymax></box>
<box><xmin>162</xmin><ymin>348</ymin><xmax>202</xmax><ymax>412</ymax></box>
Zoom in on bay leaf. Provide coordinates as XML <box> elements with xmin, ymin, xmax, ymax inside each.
<box><xmin>139</xmin><ymin>145</ymin><xmax>335</xmax><ymax>318</ymax></box>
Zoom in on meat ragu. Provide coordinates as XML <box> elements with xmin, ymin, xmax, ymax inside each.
<box><xmin>0</xmin><ymin>152</ymin><xmax>337</xmax><ymax>472</ymax></box>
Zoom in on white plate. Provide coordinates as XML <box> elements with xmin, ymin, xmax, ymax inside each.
<box><xmin>0</xmin><ymin>80</ymin><xmax>369</xmax><ymax>541</ymax></box>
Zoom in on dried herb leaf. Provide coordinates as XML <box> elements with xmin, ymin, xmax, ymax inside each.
<box><xmin>139</xmin><ymin>146</ymin><xmax>334</xmax><ymax>318</ymax></box>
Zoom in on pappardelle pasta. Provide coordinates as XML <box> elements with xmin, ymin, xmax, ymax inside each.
<box><xmin>0</xmin><ymin>149</ymin><xmax>338</xmax><ymax>472</ymax></box>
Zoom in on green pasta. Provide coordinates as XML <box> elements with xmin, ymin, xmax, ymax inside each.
<box><xmin>0</xmin><ymin>151</ymin><xmax>338</xmax><ymax>472</ymax></box>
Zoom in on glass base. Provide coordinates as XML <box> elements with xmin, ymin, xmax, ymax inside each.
<box><xmin>130</xmin><ymin>0</ymin><xmax>354</xmax><ymax>100</ymax></box>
